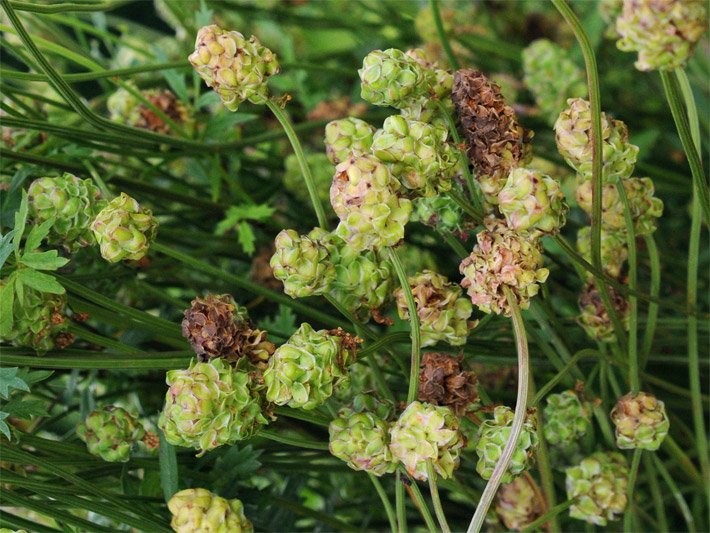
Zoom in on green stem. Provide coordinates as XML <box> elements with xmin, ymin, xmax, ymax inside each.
<box><xmin>623</xmin><ymin>448</ymin><xmax>643</xmax><ymax>532</ymax></box>
<box><xmin>653</xmin><ymin>454</ymin><xmax>697</xmax><ymax>533</ymax></box>
<box><xmin>640</xmin><ymin>235</ymin><xmax>660</xmax><ymax>368</ymax></box>
<box><xmin>532</xmin><ymin>349</ymin><xmax>598</xmax><ymax>405</ymax></box>
<box><xmin>430</xmin><ymin>0</ymin><xmax>459</xmax><ymax>70</ymax></box>
<box><xmin>396</xmin><ymin>471</ymin><xmax>407</xmax><ymax>533</ymax></box>
<box><xmin>407</xmin><ymin>477</ymin><xmax>438</xmax><ymax>533</ymax></box>
<box><xmin>643</xmin><ymin>453</ymin><xmax>669</xmax><ymax>532</ymax></box>
<box><xmin>369</xmin><ymin>474</ymin><xmax>398</xmax><ymax>533</ymax></box>
<box><xmin>265</xmin><ymin>99</ymin><xmax>328</xmax><ymax>228</ymax></box>
<box><xmin>426</xmin><ymin>462</ymin><xmax>451</xmax><ymax>533</ymax></box>
<box><xmin>9</xmin><ymin>0</ymin><xmax>129</xmax><ymax>12</ymax></box>
<box><xmin>0</xmin><ymin>61</ymin><xmax>188</xmax><ymax>82</ymax></box>
<box><xmin>258</xmin><ymin>429</ymin><xmax>328</xmax><ymax>450</ymax></box>
<box><xmin>521</xmin><ymin>499</ymin><xmax>575</xmax><ymax>532</ymax></box>
<box><xmin>448</xmin><ymin>189</ymin><xmax>483</xmax><ymax>223</ymax></box>
<box><xmin>386</xmin><ymin>247</ymin><xmax>421</xmax><ymax>404</ymax></box>
<box><xmin>467</xmin><ymin>286</ymin><xmax>530</xmax><ymax>533</ymax></box>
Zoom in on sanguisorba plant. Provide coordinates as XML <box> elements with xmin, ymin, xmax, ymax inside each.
<box><xmin>0</xmin><ymin>0</ymin><xmax>708</xmax><ymax>531</ymax></box>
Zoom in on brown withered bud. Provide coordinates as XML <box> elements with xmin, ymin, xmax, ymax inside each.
<box><xmin>418</xmin><ymin>353</ymin><xmax>479</xmax><ymax>414</ymax></box>
<box><xmin>250</xmin><ymin>245</ymin><xmax>282</xmax><ymax>291</ymax></box>
<box><xmin>135</xmin><ymin>90</ymin><xmax>188</xmax><ymax>135</ymax></box>
<box><xmin>182</xmin><ymin>294</ymin><xmax>275</xmax><ymax>368</ymax></box>
<box><xmin>451</xmin><ymin>69</ymin><xmax>533</xmax><ymax>204</ymax></box>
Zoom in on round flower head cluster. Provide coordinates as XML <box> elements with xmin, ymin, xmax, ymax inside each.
<box><xmin>452</xmin><ymin>69</ymin><xmax>533</xmax><ymax>206</ymax></box>
<box><xmin>76</xmin><ymin>406</ymin><xmax>145</xmax><ymax>463</ymax></box>
<box><xmin>394</xmin><ymin>270</ymin><xmax>473</xmax><ymax>347</ymax></box>
<box><xmin>576</xmin><ymin>226</ymin><xmax>628</xmax><ymax>279</ymax></box>
<box><xmin>159</xmin><ymin>358</ymin><xmax>267</xmax><ymax>454</ymax></box>
<box><xmin>329</xmin><ymin>395</ymin><xmax>396</xmax><ymax>476</ymax></box>
<box><xmin>91</xmin><ymin>193</ymin><xmax>157</xmax><ymax>263</ymax></box>
<box><xmin>359</xmin><ymin>49</ymin><xmax>431</xmax><ymax>109</ymax></box>
<box><xmin>389</xmin><ymin>401</ymin><xmax>464</xmax><ymax>480</ymax></box>
<box><xmin>475</xmin><ymin>405</ymin><xmax>539</xmax><ymax>483</ymax></box>
<box><xmin>0</xmin><ymin>283</ymin><xmax>73</xmax><ymax>353</ymax></box>
<box><xmin>168</xmin><ymin>489</ymin><xmax>252</xmax><ymax>533</ymax></box>
<box><xmin>459</xmin><ymin>217</ymin><xmax>549</xmax><ymax>316</ymax></box>
<box><xmin>330</xmin><ymin>154</ymin><xmax>412</xmax><ymax>251</ymax></box>
<box><xmin>418</xmin><ymin>352</ymin><xmax>479</xmax><ymax>415</ymax></box>
<box><xmin>270</xmin><ymin>228</ymin><xmax>337</xmax><ymax>298</ymax></box>
<box><xmin>108</xmin><ymin>85</ymin><xmax>189</xmax><ymax>135</ymax></box>
<box><xmin>412</xmin><ymin>195</ymin><xmax>464</xmax><ymax>234</ymax></box>
<box><xmin>263</xmin><ymin>323</ymin><xmax>356</xmax><ymax>410</ymax></box>
<box><xmin>328</xmin><ymin>241</ymin><xmax>393</xmax><ymax>323</ymax></box>
<box><xmin>324</xmin><ymin>117</ymin><xmax>376</xmax><ymax>165</ymax></box>
<box><xmin>615</xmin><ymin>0</ymin><xmax>707</xmax><ymax>71</ymax></box>
<box><xmin>543</xmin><ymin>390</ymin><xmax>592</xmax><ymax>446</ymax></box>
<box><xmin>611</xmin><ymin>391</ymin><xmax>669</xmax><ymax>450</ymax></box>
<box><xmin>181</xmin><ymin>294</ymin><xmax>274</xmax><ymax>368</ymax></box>
<box><xmin>400</xmin><ymin>48</ymin><xmax>455</xmax><ymax>126</ymax></box>
<box><xmin>27</xmin><ymin>173</ymin><xmax>104</xmax><ymax>251</ymax></box>
<box><xmin>495</xmin><ymin>475</ymin><xmax>544</xmax><ymax>531</ymax></box>
<box><xmin>189</xmin><ymin>24</ymin><xmax>280</xmax><ymax>111</ymax></box>
<box><xmin>284</xmin><ymin>153</ymin><xmax>333</xmax><ymax>204</ymax></box>
<box><xmin>578</xmin><ymin>280</ymin><xmax>630</xmax><ymax>343</ymax></box>
<box><xmin>371</xmin><ymin>115</ymin><xmax>459</xmax><ymax>196</ymax></box>
<box><xmin>522</xmin><ymin>39</ymin><xmax>587</xmax><ymax>125</ymax></box>
<box><xmin>498</xmin><ymin>168</ymin><xmax>568</xmax><ymax>235</ymax></box>
<box><xmin>566</xmin><ymin>451</ymin><xmax>628</xmax><ymax>525</ymax></box>
<box><xmin>554</xmin><ymin>98</ymin><xmax>639</xmax><ymax>182</ymax></box>
<box><xmin>576</xmin><ymin>177</ymin><xmax>663</xmax><ymax>236</ymax></box>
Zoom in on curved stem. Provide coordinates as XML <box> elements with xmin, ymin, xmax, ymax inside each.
<box><xmin>640</xmin><ymin>235</ymin><xmax>660</xmax><ymax>368</ymax></box>
<box><xmin>623</xmin><ymin>448</ymin><xmax>643</xmax><ymax>533</ymax></box>
<box><xmin>467</xmin><ymin>286</ymin><xmax>530</xmax><ymax>533</ymax></box>
<box><xmin>386</xmin><ymin>247</ymin><xmax>421</xmax><ymax>404</ymax></box>
<box><xmin>653</xmin><ymin>454</ymin><xmax>697</xmax><ymax>533</ymax></box>
<box><xmin>396</xmin><ymin>471</ymin><xmax>407</xmax><ymax>533</ymax></box>
<box><xmin>265</xmin><ymin>99</ymin><xmax>329</xmax><ymax>228</ymax></box>
<box><xmin>369</xmin><ymin>474</ymin><xmax>398</xmax><ymax>533</ymax></box>
<box><xmin>407</xmin><ymin>477</ymin><xmax>438</xmax><ymax>533</ymax></box>
<box><xmin>426</xmin><ymin>462</ymin><xmax>451</xmax><ymax>533</ymax></box>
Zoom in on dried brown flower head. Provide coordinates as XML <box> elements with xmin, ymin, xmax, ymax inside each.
<box><xmin>136</xmin><ymin>91</ymin><xmax>188</xmax><ymax>135</ymax></box>
<box><xmin>418</xmin><ymin>352</ymin><xmax>478</xmax><ymax>414</ymax></box>
<box><xmin>451</xmin><ymin>69</ymin><xmax>533</xmax><ymax>203</ymax></box>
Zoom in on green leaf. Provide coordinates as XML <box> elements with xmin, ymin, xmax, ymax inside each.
<box><xmin>24</xmin><ymin>218</ymin><xmax>55</xmax><ymax>253</ymax></box>
<box><xmin>261</xmin><ymin>305</ymin><xmax>297</xmax><ymax>335</ymax></box>
<box><xmin>12</xmin><ymin>190</ymin><xmax>29</xmax><ymax>256</ymax></box>
<box><xmin>195</xmin><ymin>0</ymin><xmax>214</xmax><ymax>28</ymax></box>
<box><xmin>0</xmin><ymin>368</ymin><xmax>29</xmax><ymax>400</ymax></box>
<box><xmin>229</xmin><ymin>204</ymin><xmax>275</xmax><ymax>221</ymax></box>
<box><xmin>2</xmin><ymin>398</ymin><xmax>48</xmax><ymax>419</ymax></box>
<box><xmin>16</xmin><ymin>369</ymin><xmax>53</xmax><ymax>385</ymax></box>
<box><xmin>159</xmin><ymin>429</ymin><xmax>179</xmax><ymax>502</ymax></box>
<box><xmin>0</xmin><ymin>276</ymin><xmax>16</xmax><ymax>337</ymax></box>
<box><xmin>17</xmin><ymin>269</ymin><xmax>65</xmax><ymax>294</ymax></box>
<box><xmin>237</xmin><ymin>220</ymin><xmax>256</xmax><ymax>256</ymax></box>
<box><xmin>0</xmin><ymin>228</ymin><xmax>19</xmax><ymax>270</ymax></box>
<box><xmin>0</xmin><ymin>412</ymin><xmax>10</xmax><ymax>440</ymax></box>
<box><xmin>195</xmin><ymin>91</ymin><xmax>220</xmax><ymax>110</ymax></box>
<box><xmin>20</xmin><ymin>250</ymin><xmax>70</xmax><ymax>271</ymax></box>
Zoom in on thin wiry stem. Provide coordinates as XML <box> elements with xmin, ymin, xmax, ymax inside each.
<box><xmin>623</xmin><ymin>448</ymin><xmax>643</xmax><ymax>532</ymax></box>
<box><xmin>426</xmin><ymin>462</ymin><xmax>451</xmax><ymax>533</ymax></box>
<box><xmin>369</xmin><ymin>474</ymin><xmax>398</xmax><ymax>533</ymax></box>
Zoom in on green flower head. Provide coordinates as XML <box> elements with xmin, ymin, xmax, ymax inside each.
<box><xmin>543</xmin><ymin>390</ymin><xmax>592</xmax><ymax>446</ymax></box>
<box><xmin>324</xmin><ymin>117</ymin><xmax>376</xmax><ymax>165</ymax></box>
<box><xmin>566</xmin><ymin>451</ymin><xmax>628</xmax><ymax>525</ymax></box>
<box><xmin>91</xmin><ymin>193</ymin><xmax>157</xmax><ymax>263</ymax></box>
<box><xmin>77</xmin><ymin>406</ymin><xmax>145</xmax><ymax>463</ymax></box>
<box><xmin>359</xmin><ymin>48</ymin><xmax>431</xmax><ymax>109</ymax></box>
<box><xmin>611</xmin><ymin>391</ymin><xmax>669</xmax><ymax>450</ymax></box>
<box><xmin>168</xmin><ymin>488</ymin><xmax>253</xmax><ymax>533</ymax></box>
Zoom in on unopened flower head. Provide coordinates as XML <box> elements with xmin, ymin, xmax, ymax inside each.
<box><xmin>394</xmin><ymin>270</ymin><xmax>473</xmax><ymax>347</ymax></box>
<box><xmin>459</xmin><ymin>217</ymin><xmax>549</xmax><ymax>316</ymax></box>
<box><xmin>189</xmin><ymin>24</ymin><xmax>280</xmax><ymax>111</ymax></box>
<box><xmin>578</xmin><ymin>279</ymin><xmax>630</xmax><ymax>343</ymax></box>
<box><xmin>28</xmin><ymin>173</ymin><xmax>104</xmax><ymax>251</ymax></box>
<box><xmin>77</xmin><ymin>406</ymin><xmax>145</xmax><ymax>463</ymax></box>
<box><xmin>495</xmin><ymin>475</ymin><xmax>544</xmax><ymax>531</ymax></box>
<box><xmin>566</xmin><ymin>451</ymin><xmax>628</xmax><ymax>525</ymax></box>
<box><xmin>616</xmin><ymin>0</ymin><xmax>708</xmax><ymax>71</ymax></box>
<box><xmin>91</xmin><ymin>193</ymin><xmax>157</xmax><ymax>263</ymax></box>
<box><xmin>330</xmin><ymin>154</ymin><xmax>412</xmax><ymax>251</ymax></box>
<box><xmin>359</xmin><ymin>48</ymin><xmax>431</xmax><ymax>109</ymax></box>
<box><xmin>498</xmin><ymin>168</ymin><xmax>568</xmax><ymax>235</ymax></box>
<box><xmin>611</xmin><ymin>391</ymin><xmax>669</xmax><ymax>450</ymax></box>
<box><xmin>324</xmin><ymin>117</ymin><xmax>376</xmax><ymax>165</ymax></box>
<box><xmin>108</xmin><ymin>85</ymin><xmax>189</xmax><ymax>135</ymax></box>
<box><xmin>168</xmin><ymin>489</ymin><xmax>252</xmax><ymax>533</ymax></box>
<box><xmin>576</xmin><ymin>226</ymin><xmax>628</xmax><ymax>279</ymax></box>
<box><xmin>543</xmin><ymin>390</ymin><xmax>592</xmax><ymax>446</ymax></box>
<box><xmin>389</xmin><ymin>401</ymin><xmax>464</xmax><ymax>480</ymax></box>
<box><xmin>412</xmin><ymin>195</ymin><xmax>464</xmax><ymax>233</ymax></box>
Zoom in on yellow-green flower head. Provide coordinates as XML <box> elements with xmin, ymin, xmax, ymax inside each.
<box><xmin>578</xmin><ymin>279</ymin><xmax>630</xmax><ymax>343</ymax></box>
<box><xmin>270</xmin><ymin>228</ymin><xmax>337</xmax><ymax>298</ymax></box>
<box><xmin>189</xmin><ymin>24</ymin><xmax>280</xmax><ymax>111</ymax></box>
<box><xmin>498</xmin><ymin>168</ymin><xmax>568</xmax><ymax>235</ymax></box>
<box><xmin>394</xmin><ymin>270</ymin><xmax>473</xmax><ymax>347</ymax></box>
<box><xmin>284</xmin><ymin>153</ymin><xmax>333</xmax><ymax>204</ymax></box>
<box><xmin>330</xmin><ymin>155</ymin><xmax>412</xmax><ymax>251</ymax></box>
<box><xmin>359</xmin><ymin>48</ymin><xmax>431</xmax><ymax>109</ymax></box>
<box><xmin>91</xmin><ymin>193</ymin><xmax>157</xmax><ymax>263</ymax></box>
<box><xmin>168</xmin><ymin>488</ymin><xmax>253</xmax><ymax>533</ymax></box>
<box><xmin>0</xmin><ymin>282</ymin><xmax>72</xmax><ymax>354</ymax></box>
<box><xmin>329</xmin><ymin>395</ymin><xmax>396</xmax><ymax>476</ymax></box>
<box><xmin>389</xmin><ymin>401</ymin><xmax>464</xmax><ymax>481</ymax></box>
<box><xmin>324</xmin><ymin>117</ymin><xmax>376</xmax><ymax>165</ymax></box>
<box><xmin>611</xmin><ymin>391</ymin><xmax>669</xmax><ymax>450</ymax></box>
<box><xmin>400</xmin><ymin>48</ymin><xmax>455</xmax><ymax>126</ymax></box>
<box><xmin>616</xmin><ymin>0</ymin><xmax>707</xmax><ymax>71</ymax></box>
<box><xmin>159</xmin><ymin>358</ymin><xmax>267</xmax><ymax>454</ymax></box>
<box><xmin>475</xmin><ymin>405</ymin><xmax>539</xmax><ymax>483</ymax></box>
<box><xmin>543</xmin><ymin>390</ymin><xmax>592</xmax><ymax>446</ymax></box>
<box><xmin>495</xmin><ymin>475</ymin><xmax>544</xmax><ymax>531</ymax></box>
<box><xmin>554</xmin><ymin>98</ymin><xmax>638</xmax><ymax>182</ymax></box>
<box><xmin>566</xmin><ymin>451</ymin><xmax>628</xmax><ymax>525</ymax></box>
<box><xmin>263</xmin><ymin>323</ymin><xmax>356</xmax><ymax>410</ymax></box>
<box><xmin>576</xmin><ymin>226</ymin><xmax>628</xmax><ymax>279</ymax></box>
<box><xmin>371</xmin><ymin>115</ymin><xmax>459</xmax><ymax>197</ymax></box>
<box><xmin>576</xmin><ymin>177</ymin><xmax>663</xmax><ymax>236</ymax></box>
<box><xmin>412</xmin><ymin>195</ymin><xmax>464</xmax><ymax>233</ymax></box>
<box><xmin>28</xmin><ymin>173</ymin><xmax>105</xmax><ymax>251</ymax></box>
<box><xmin>459</xmin><ymin>217</ymin><xmax>549</xmax><ymax>316</ymax></box>
<box><xmin>76</xmin><ymin>406</ymin><xmax>145</xmax><ymax>463</ymax></box>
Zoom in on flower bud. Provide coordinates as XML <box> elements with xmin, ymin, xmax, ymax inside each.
<box><xmin>566</xmin><ymin>452</ymin><xmax>628</xmax><ymax>525</ymax></box>
<box><xmin>168</xmin><ymin>488</ymin><xmax>252</xmax><ymax>533</ymax></box>
<box><xmin>611</xmin><ymin>391</ymin><xmax>669</xmax><ymax>450</ymax></box>
<box><xmin>91</xmin><ymin>193</ymin><xmax>157</xmax><ymax>263</ymax></box>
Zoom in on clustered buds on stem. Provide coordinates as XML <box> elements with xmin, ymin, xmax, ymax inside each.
<box><xmin>76</xmin><ymin>406</ymin><xmax>146</xmax><ymax>463</ymax></box>
<box><xmin>91</xmin><ymin>193</ymin><xmax>157</xmax><ymax>263</ymax></box>
<box><xmin>168</xmin><ymin>488</ymin><xmax>252</xmax><ymax>533</ymax></box>
<box><xmin>418</xmin><ymin>352</ymin><xmax>478</xmax><ymax>415</ymax></box>
<box><xmin>611</xmin><ymin>391</ymin><xmax>669</xmax><ymax>450</ymax></box>
<box><xmin>576</xmin><ymin>226</ymin><xmax>628</xmax><ymax>279</ymax></box>
<box><xmin>578</xmin><ymin>279</ymin><xmax>630</xmax><ymax>343</ymax></box>
<box><xmin>324</xmin><ymin>117</ymin><xmax>376</xmax><ymax>165</ymax></box>
<box><xmin>542</xmin><ymin>390</ymin><xmax>592</xmax><ymax>446</ymax></box>
<box><xmin>108</xmin><ymin>85</ymin><xmax>189</xmax><ymax>135</ymax></box>
<box><xmin>566</xmin><ymin>451</ymin><xmax>628</xmax><ymax>525</ymax></box>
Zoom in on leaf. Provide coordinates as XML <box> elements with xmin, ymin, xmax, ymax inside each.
<box><xmin>237</xmin><ymin>221</ymin><xmax>256</xmax><ymax>256</ymax></box>
<box><xmin>159</xmin><ymin>429</ymin><xmax>179</xmax><ymax>502</ymax></box>
<box><xmin>17</xmin><ymin>269</ymin><xmax>65</xmax><ymax>294</ymax></box>
<box><xmin>0</xmin><ymin>412</ymin><xmax>10</xmax><ymax>440</ymax></box>
<box><xmin>0</xmin><ymin>228</ymin><xmax>18</xmax><ymax>270</ymax></box>
<box><xmin>12</xmin><ymin>190</ymin><xmax>29</xmax><ymax>256</ymax></box>
<box><xmin>260</xmin><ymin>305</ymin><xmax>297</xmax><ymax>336</ymax></box>
<box><xmin>24</xmin><ymin>218</ymin><xmax>55</xmax><ymax>253</ymax></box>
<box><xmin>0</xmin><ymin>368</ymin><xmax>29</xmax><ymax>400</ymax></box>
<box><xmin>195</xmin><ymin>91</ymin><xmax>220</xmax><ymax>110</ymax></box>
<box><xmin>2</xmin><ymin>398</ymin><xmax>48</xmax><ymax>419</ymax></box>
<box><xmin>195</xmin><ymin>0</ymin><xmax>214</xmax><ymax>28</ymax></box>
<box><xmin>0</xmin><ymin>277</ymin><xmax>16</xmax><ymax>337</ymax></box>
<box><xmin>20</xmin><ymin>250</ymin><xmax>70</xmax><ymax>271</ymax></box>
<box><xmin>15</xmin><ymin>369</ymin><xmax>53</xmax><ymax>385</ymax></box>
<box><xmin>231</xmin><ymin>204</ymin><xmax>275</xmax><ymax>221</ymax></box>
<box><xmin>203</xmin><ymin>112</ymin><xmax>257</xmax><ymax>141</ymax></box>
